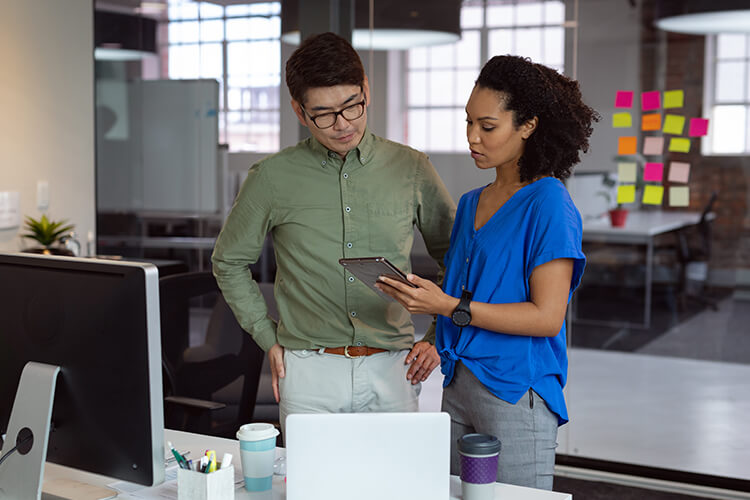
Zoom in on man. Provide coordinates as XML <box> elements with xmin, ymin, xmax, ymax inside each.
<box><xmin>211</xmin><ymin>32</ymin><xmax>455</xmax><ymax>435</ymax></box>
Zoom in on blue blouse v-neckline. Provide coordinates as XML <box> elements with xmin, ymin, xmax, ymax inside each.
<box><xmin>471</xmin><ymin>178</ymin><xmax>550</xmax><ymax>233</ymax></box>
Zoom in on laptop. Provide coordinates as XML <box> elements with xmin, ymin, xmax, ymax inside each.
<box><xmin>285</xmin><ymin>412</ymin><xmax>450</xmax><ymax>500</ymax></box>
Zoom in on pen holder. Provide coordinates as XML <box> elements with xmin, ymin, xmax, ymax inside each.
<box><xmin>177</xmin><ymin>464</ymin><xmax>235</xmax><ymax>500</ymax></box>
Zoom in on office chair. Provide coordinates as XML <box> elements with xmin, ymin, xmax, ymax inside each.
<box><xmin>675</xmin><ymin>191</ymin><xmax>719</xmax><ymax>311</ymax></box>
<box><xmin>159</xmin><ymin>271</ymin><xmax>266</xmax><ymax>438</ymax></box>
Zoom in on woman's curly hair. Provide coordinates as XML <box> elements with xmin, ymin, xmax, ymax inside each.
<box><xmin>476</xmin><ymin>55</ymin><xmax>600</xmax><ymax>182</ymax></box>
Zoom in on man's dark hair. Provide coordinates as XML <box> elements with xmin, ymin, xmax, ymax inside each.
<box><xmin>476</xmin><ymin>55</ymin><xmax>600</xmax><ymax>182</ymax></box>
<box><xmin>285</xmin><ymin>32</ymin><xmax>365</xmax><ymax>105</ymax></box>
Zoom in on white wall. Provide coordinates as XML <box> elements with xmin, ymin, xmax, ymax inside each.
<box><xmin>0</xmin><ymin>0</ymin><xmax>95</xmax><ymax>254</ymax></box>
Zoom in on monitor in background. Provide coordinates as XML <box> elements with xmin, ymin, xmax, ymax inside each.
<box><xmin>0</xmin><ymin>253</ymin><xmax>164</xmax><ymax>498</ymax></box>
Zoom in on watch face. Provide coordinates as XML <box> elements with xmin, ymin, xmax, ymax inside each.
<box><xmin>452</xmin><ymin>310</ymin><xmax>471</xmax><ymax>327</ymax></box>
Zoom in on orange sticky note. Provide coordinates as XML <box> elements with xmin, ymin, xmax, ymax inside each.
<box><xmin>642</xmin><ymin>113</ymin><xmax>662</xmax><ymax>131</ymax></box>
<box><xmin>618</xmin><ymin>136</ymin><xmax>637</xmax><ymax>155</ymax></box>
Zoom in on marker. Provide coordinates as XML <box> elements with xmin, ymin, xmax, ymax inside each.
<box><xmin>167</xmin><ymin>441</ymin><xmax>188</xmax><ymax>470</ymax></box>
<box><xmin>205</xmin><ymin>450</ymin><xmax>217</xmax><ymax>473</ymax></box>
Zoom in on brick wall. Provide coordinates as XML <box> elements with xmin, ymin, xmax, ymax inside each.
<box><xmin>641</xmin><ymin>0</ymin><xmax>750</xmax><ymax>274</ymax></box>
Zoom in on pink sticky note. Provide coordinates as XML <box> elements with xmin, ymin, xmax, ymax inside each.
<box><xmin>643</xmin><ymin>162</ymin><xmax>664</xmax><ymax>182</ymax></box>
<box><xmin>641</xmin><ymin>91</ymin><xmax>661</xmax><ymax>111</ymax></box>
<box><xmin>643</xmin><ymin>136</ymin><xmax>664</xmax><ymax>156</ymax></box>
<box><xmin>615</xmin><ymin>91</ymin><xmax>634</xmax><ymax>109</ymax></box>
<box><xmin>668</xmin><ymin>162</ymin><xmax>690</xmax><ymax>183</ymax></box>
<box><xmin>689</xmin><ymin>118</ymin><xmax>709</xmax><ymax>137</ymax></box>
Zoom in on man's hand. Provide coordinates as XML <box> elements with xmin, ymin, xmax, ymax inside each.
<box><xmin>405</xmin><ymin>341</ymin><xmax>440</xmax><ymax>384</ymax></box>
<box><xmin>268</xmin><ymin>343</ymin><xmax>285</xmax><ymax>403</ymax></box>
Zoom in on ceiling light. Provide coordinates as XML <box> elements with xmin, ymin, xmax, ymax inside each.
<box><xmin>655</xmin><ymin>0</ymin><xmax>750</xmax><ymax>34</ymax></box>
<box><xmin>281</xmin><ymin>0</ymin><xmax>461</xmax><ymax>50</ymax></box>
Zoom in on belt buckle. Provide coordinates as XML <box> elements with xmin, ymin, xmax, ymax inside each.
<box><xmin>344</xmin><ymin>346</ymin><xmax>364</xmax><ymax>359</ymax></box>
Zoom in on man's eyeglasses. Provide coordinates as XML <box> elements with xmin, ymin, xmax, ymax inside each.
<box><xmin>302</xmin><ymin>98</ymin><xmax>366</xmax><ymax>129</ymax></box>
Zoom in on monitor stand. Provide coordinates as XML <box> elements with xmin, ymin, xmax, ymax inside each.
<box><xmin>0</xmin><ymin>362</ymin><xmax>116</xmax><ymax>500</ymax></box>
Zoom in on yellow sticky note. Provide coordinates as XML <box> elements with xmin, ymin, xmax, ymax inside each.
<box><xmin>669</xmin><ymin>137</ymin><xmax>691</xmax><ymax>153</ymax></box>
<box><xmin>617</xmin><ymin>162</ymin><xmax>637</xmax><ymax>183</ymax></box>
<box><xmin>642</xmin><ymin>185</ymin><xmax>664</xmax><ymax>205</ymax></box>
<box><xmin>612</xmin><ymin>112</ymin><xmax>632</xmax><ymax>128</ymax></box>
<box><xmin>617</xmin><ymin>185</ymin><xmax>636</xmax><ymax>204</ymax></box>
<box><xmin>669</xmin><ymin>186</ymin><xmax>689</xmax><ymax>207</ymax></box>
<box><xmin>663</xmin><ymin>90</ymin><xmax>684</xmax><ymax>109</ymax></box>
<box><xmin>663</xmin><ymin>114</ymin><xmax>686</xmax><ymax>135</ymax></box>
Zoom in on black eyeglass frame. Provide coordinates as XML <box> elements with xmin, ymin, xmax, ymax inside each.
<box><xmin>301</xmin><ymin>96</ymin><xmax>367</xmax><ymax>129</ymax></box>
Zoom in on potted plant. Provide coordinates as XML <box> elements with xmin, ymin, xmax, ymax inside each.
<box><xmin>597</xmin><ymin>174</ymin><xmax>628</xmax><ymax>227</ymax></box>
<box><xmin>21</xmin><ymin>214</ymin><xmax>76</xmax><ymax>256</ymax></box>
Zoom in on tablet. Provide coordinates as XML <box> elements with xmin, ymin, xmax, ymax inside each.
<box><xmin>339</xmin><ymin>257</ymin><xmax>416</xmax><ymax>301</ymax></box>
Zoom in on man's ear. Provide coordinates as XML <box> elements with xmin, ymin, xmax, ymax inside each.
<box><xmin>522</xmin><ymin>116</ymin><xmax>539</xmax><ymax>139</ymax></box>
<box><xmin>363</xmin><ymin>76</ymin><xmax>371</xmax><ymax>107</ymax></box>
<box><xmin>291</xmin><ymin>99</ymin><xmax>308</xmax><ymax>127</ymax></box>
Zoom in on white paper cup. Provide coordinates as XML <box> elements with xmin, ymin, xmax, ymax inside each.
<box><xmin>236</xmin><ymin>423</ymin><xmax>280</xmax><ymax>492</ymax></box>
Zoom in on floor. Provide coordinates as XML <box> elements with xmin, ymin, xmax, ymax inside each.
<box><xmin>416</xmin><ymin>297</ymin><xmax>750</xmax><ymax>488</ymax></box>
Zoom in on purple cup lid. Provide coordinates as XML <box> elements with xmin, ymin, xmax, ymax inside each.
<box><xmin>458</xmin><ymin>433</ymin><xmax>501</xmax><ymax>455</ymax></box>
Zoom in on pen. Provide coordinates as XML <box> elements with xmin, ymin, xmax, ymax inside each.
<box><xmin>167</xmin><ymin>441</ymin><xmax>188</xmax><ymax>470</ymax></box>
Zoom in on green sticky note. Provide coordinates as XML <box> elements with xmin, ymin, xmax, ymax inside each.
<box><xmin>617</xmin><ymin>185</ymin><xmax>636</xmax><ymax>204</ymax></box>
<box><xmin>669</xmin><ymin>137</ymin><xmax>691</xmax><ymax>153</ymax></box>
<box><xmin>663</xmin><ymin>114</ymin><xmax>686</xmax><ymax>135</ymax></box>
<box><xmin>669</xmin><ymin>186</ymin><xmax>689</xmax><ymax>207</ymax></box>
<box><xmin>642</xmin><ymin>185</ymin><xmax>664</xmax><ymax>205</ymax></box>
<box><xmin>617</xmin><ymin>162</ymin><xmax>637</xmax><ymax>183</ymax></box>
<box><xmin>612</xmin><ymin>112</ymin><xmax>632</xmax><ymax>128</ymax></box>
<box><xmin>663</xmin><ymin>90</ymin><xmax>684</xmax><ymax>108</ymax></box>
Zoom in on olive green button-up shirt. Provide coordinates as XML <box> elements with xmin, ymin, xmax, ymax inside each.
<box><xmin>211</xmin><ymin>130</ymin><xmax>456</xmax><ymax>352</ymax></box>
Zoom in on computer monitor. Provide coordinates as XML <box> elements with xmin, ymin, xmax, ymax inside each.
<box><xmin>0</xmin><ymin>253</ymin><xmax>164</xmax><ymax>497</ymax></box>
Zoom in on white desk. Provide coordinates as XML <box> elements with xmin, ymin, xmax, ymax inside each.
<box><xmin>579</xmin><ymin>210</ymin><xmax>708</xmax><ymax>329</ymax></box>
<box><xmin>44</xmin><ymin>429</ymin><xmax>571</xmax><ymax>499</ymax></box>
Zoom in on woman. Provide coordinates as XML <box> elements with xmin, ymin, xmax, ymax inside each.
<box><xmin>377</xmin><ymin>55</ymin><xmax>598</xmax><ymax>490</ymax></box>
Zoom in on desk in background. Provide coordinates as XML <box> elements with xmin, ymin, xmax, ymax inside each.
<box><xmin>43</xmin><ymin>429</ymin><xmax>572</xmax><ymax>499</ymax></box>
<box><xmin>577</xmin><ymin>210</ymin><xmax>710</xmax><ymax>329</ymax></box>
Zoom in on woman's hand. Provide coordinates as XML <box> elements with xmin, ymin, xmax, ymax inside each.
<box><xmin>375</xmin><ymin>273</ymin><xmax>458</xmax><ymax>317</ymax></box>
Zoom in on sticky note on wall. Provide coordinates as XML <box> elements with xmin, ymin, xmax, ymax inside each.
<box><xmin>643</xmin><ymin>136</ymin><xmax>664</xmax><ymax>156</ymax></box>
<box><xmin>618</xmin><ymin>162</ymin><xmax>637</xmax><ymax>183</ymax></box>
<box><xmin>663</xmin><ymin>114</ymin><xmax>686</xmax><ymax>135</ymax></box>
<box><xmin>669</xmin><ymin>137</ymin><xmax>691</xmax><ymax>153</ymax></box>
<box><xmin>689</xmin><ymin>118</ymin><xmax>709</xmax><ymax>137</ymax></box>
<box><xmin>643</xmin><ymin>162</ymin><xmax>664</xmax><ymax>182</ymax></box>
<box><xmin>642</xmin><ymin>185</ymin><xmax>664</xmax><ymax>205</ymax></box>
<box><xmin>642</xmin><ymin>91</ymin><xmax>661</xmax><ymax>111</ymax></box>
<box><xmin>618</xmin><ymin>136</ymin><xmax>637</xmax><ymax>155</ymax></box>
<box><xmin>669</xmin><ymin>186</ymin><xmax>690</xmax><ymax>207</ymax></box>
<box><xmin>615</xmin><ymin>91</ymin><xmax>634</xmax><ymax>108</ymax></box>
<box><xmin>642</xmin><ymin>113</ymin><xmax>662</xmax><ymax>131</ymax></box>
<box><xmin>663</xmin><ymin>90</ymin><xmax>684</xmax><ymax>108</ymax></box>
<box><xmin>667</xmin><ymin>162</ymin><xmax>691</xmax><ymax>183</ymax></box>
<box><xmin>617</xmin><ymin>185</ymin><xmax>636</xmax><ymax>204</ymax></box>
<box><xmin>612</xmin><ymin>112</ymin><xmax>632</xmax><ymax>128</ymax></box>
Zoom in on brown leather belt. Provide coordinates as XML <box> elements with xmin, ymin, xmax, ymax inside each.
<box><xmin>322</xmin><ymin>346</ymin><xmax>388</xmax><ymax>358</ymax></box>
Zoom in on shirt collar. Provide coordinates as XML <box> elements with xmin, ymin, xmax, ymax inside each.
<box><xmin>307</xmin><ymin>128</ymin><xmax>375</xmax><ymax>166</ymax></box>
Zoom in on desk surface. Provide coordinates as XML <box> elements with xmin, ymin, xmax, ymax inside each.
<box><xmin>583</xmin><ymin>210</ymin><xmax>704</xmax><ymax>243</ymax></box>
<box><xmin>44</xmin><ymin>429</ymin><xmax>572</xmax><ymax>500</ymax></box>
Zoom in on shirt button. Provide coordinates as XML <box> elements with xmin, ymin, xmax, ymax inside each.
<box><xmin>348</xmin><ymin>276</ymin><xmax>355</xmax><ymax>282</ymax></box>
<box><xmin>461</xmin><ymin>285</ymin><xmax>465</xmax><ymax>290</ymax></box>
<box><xmin>343</xmin><ymin>173</ymin><xmax>349</xmax><ymax>179</ymax></box>
<box><xmin>321</xmin><ymin>160</ymin><xmax>326</xmax><ymax>166</ymax></box>
<box><xmin>347</xmin><ymin>242</ymin><xmax>353</xmax><ymax>248</ymax></box>
<box><xmin>356</xmin><ymin>341</ymin><xmax>362</xmax><ymax>346</ymax></box>
<box><xmin>345</xmin><ymin>206</ymin><xmax>351</xmax><ymax>213</ymax></box>
<box><xmin>329</xmin><ymin>151</ymin><xmax>336</xmax><ymax>158</ymax></box>
<box><xmin>466</xmin><ymin>257</ymin><xmax>469</xmax><ymax>263</ymax></box>
<box><xmin>351</xmin><ymin>311</ymin><xmax>357</xmax><ymax>317</ymax></box>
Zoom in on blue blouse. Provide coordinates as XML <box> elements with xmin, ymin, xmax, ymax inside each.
<box><xmin>436</xmin><ymin>177</ymin><xmax>585</xmax><ymax>425</ymax></box>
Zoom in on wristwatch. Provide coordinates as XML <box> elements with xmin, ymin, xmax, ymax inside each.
<box><xmin>451</xmin><ymin>290</ymin><xmax>473</xmax><ymax>327</ymax></box>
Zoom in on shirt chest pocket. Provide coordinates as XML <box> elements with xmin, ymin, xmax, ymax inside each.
<box><xmin>366</xmin><ymin>201</ymin><xmax>413</xmax><ymax>253</ymax></box>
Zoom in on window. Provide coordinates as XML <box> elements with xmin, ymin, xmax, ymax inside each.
<box><xmin>704</xmin><ymin>34</ymin><xmax>750</xmax><ymax>154</ymax></box>
<box><xmin>163</xmin><ymin>1</ymin><xmax>281</xmax><ymax>152</ymax></box>
<box><xmin>405</xmin><ymin>0</ymin><xmax>566</xmax><ymax>152</ymax></box>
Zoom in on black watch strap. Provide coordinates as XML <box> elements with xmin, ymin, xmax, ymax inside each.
<box><xmin>451</xmin><ymin>289</ymin><xmax>473</xmax><ymax>327</ymax></box>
